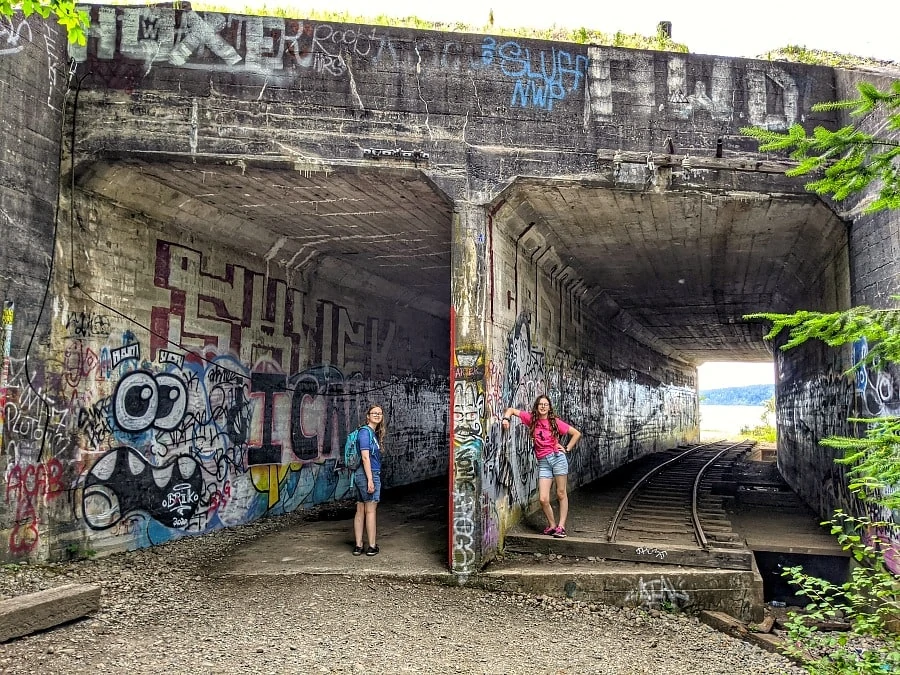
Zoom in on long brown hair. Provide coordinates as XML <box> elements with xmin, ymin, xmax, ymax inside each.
<box><xmin>529</xmin><ymin>395</ymin><xmax>560</xmax><ymax>438</ymax></box>
<box><xmin>364</xmin><ymin>403</ymin><xmax>387</xmax><ymax>444</ymax></box>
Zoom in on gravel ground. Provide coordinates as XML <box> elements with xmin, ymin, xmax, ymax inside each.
<box><xmin>0</xmin><ymin>514</ymin><xmax>806</xmax><ymax>675</ymax></box>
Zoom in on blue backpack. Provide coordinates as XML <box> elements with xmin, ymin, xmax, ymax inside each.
<box><xmin>343</xmin><ymin>426</ymin><xmax>366</xmax><ymax>471</ymax></box>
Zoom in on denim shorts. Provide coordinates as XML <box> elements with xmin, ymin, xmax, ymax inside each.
<box><xmin>538</xmin><ymin>451</ymin><xmax>569</xmax><ymax>479</ymax></box>
<box><xmin>354</xmin><ymin>470</ymin><xmax>381</xmax><ymax>503</ymax></box>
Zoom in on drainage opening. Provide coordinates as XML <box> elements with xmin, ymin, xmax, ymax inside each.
<box><xmin>754</xmin><ymin>551</ymin><xmax>850</xmax><ymax>605</ymax></box>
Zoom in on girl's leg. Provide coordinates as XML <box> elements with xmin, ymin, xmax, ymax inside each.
<box><xmin>364</xmin><ymin>501</ymin><xmax>378</xmax><ymax>546</ymax></box>
<box><xmin>538</xmin><ymin>476</ymin><xmax>556</xmax><ymax>527</ymax></box>
<box><xmin>555</xmin><ymin>474</ymin><xmax>569</xmax><ymax>530</ymax></box>
<box><xmin>354</xmin><ymin>502</ymin><xmax>366</xmax><ymax>546</ymax></box>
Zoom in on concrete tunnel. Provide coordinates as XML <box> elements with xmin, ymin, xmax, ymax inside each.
<box><xmin>2</xmin><ymin>5</ymin><xmax>897</xmax><ymax>574</ymax></box>
<box><xmin>68</xmin><ymin>151</ymin><xmax>848</xmax><ymax>573</ymax></box>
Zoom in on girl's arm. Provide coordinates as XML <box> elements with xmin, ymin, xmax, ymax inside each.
<box><xmin>561</xmin><ymin>425</ymin><xmax>582</xmax><ymax>453</ymax></box>
<box><xmin>500</xmin><ymin>407</ymin><xmax>521</xmax><ymax>428</ymax></box>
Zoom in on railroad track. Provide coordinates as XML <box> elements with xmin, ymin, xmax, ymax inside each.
<box><xmin>606</xmin><ymin>440</ymin><xmax>754</xmax><ymax>554</ymax></box>
<box><xmin>503</xmin><ymin>439</ymin><xmax>758</xmax><ymax>569</ymax></box>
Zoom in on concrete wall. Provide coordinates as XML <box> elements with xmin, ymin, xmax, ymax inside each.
<box><xmin>474</xmin><ymin>223</ymin><xmax>696</xmax><ymax>562</ymax></box>
<box><xmin>0</xmin><ymin>11</ymin><xmax>68</xmax><ymax>560</ymax></box>
<box><xmin>66</xmin><ymin>6</ymin><xmax>840</xmax><ymax>192</ymax></box>
<box><xmin>775</xmin><ymin>69</ymin><xmax>900</xmax><ymax>573</ymax></box>
<box><xmin>2</xmin><ymin>187</ymin><xmax>449</xmax><ymax>560</ymax></box>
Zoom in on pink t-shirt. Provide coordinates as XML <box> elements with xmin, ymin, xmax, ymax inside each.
<box><xmin>518</xmin><ymin>412</ymin><xmax>571</xmax><ymax>460</ymax></box>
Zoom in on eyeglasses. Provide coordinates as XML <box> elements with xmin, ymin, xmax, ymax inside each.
<box><xmin>368</xmin><ymin>412</ymin><xmax>383</xmax><ymax>416</ymax></box>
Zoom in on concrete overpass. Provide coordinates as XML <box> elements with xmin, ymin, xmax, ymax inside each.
<box><xmin>1</xmin><ymin>4</ymin><xmax>897</xmax><ymax>574</ymax></box>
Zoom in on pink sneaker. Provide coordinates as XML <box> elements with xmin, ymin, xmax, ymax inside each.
<box><xmin>552</xmin><ymin>527</ymin><xmax>567</xmax><ymax>538</ymax></box>
<box><xmin>542</xmin><ymin>525</ymin><xmax>557</xmax><ymax>536</ymax></box>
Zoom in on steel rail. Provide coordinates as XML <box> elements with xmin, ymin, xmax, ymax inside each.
<box><xmin>690</xmin><ymin>440</ymin><xmax>749</xmax><ymax>550</ymax></box>
<box><xmin>605</xmin><ymin>440</ymin><xmax>726</xmax><ymax>543</ymax></box>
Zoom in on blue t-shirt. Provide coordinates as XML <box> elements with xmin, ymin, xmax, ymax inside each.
<box><xmin>357</xmin><ymin>426</ymin><xmax>382</xmax><ymax>473</ymax></box>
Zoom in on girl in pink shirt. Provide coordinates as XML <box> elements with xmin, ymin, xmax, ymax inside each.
<box><xmin>501</xmin><ymin>395</ymin><xmax>582</xmax><ymax>538</ymax></box>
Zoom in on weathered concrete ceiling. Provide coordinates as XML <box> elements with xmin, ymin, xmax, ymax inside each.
<box><xmin>493</xmin><ymin>175</ymin><xmax>848</xmax><ymax>364</ymax></box>
<box><xmin>75</xmin><ymin>156</ymin><xmax>454</xmax><ymax>316</ymax></box>
<box><xmin>76</xmin><ymin>155</ymin><xmax>848</xmax><ymax>365</ymax></box>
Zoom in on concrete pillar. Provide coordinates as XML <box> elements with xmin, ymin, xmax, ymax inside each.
<box><xmin>449</xmin><ymin>201</ymin><xmax>489</xmax><ymax>579</ymax></box>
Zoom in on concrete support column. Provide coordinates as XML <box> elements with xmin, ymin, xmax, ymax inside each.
<box><xmin>449</xmin><ymin>201</ymin><xmax>489</xmax><ymax>579</ymax></box>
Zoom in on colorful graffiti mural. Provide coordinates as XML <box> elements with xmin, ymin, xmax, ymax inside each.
<box><xmin>0</xmin><ymin>234</ymin><xmax>448</xmax><ymax>561</ymax></box>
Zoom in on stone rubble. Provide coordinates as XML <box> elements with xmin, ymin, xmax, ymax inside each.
<box><xmin>0</xmin><ymin>514</ymin><xmax>805</xmax><ymax>674</ymax></box>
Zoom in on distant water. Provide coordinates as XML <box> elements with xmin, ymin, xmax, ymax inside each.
<box><xmin>700</xmin><ymin>404</ymin><xmax>767</xmax><ymax>441</ymax></box>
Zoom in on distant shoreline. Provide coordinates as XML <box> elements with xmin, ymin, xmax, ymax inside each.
<box><xmin>699</xmin><ymin>384</ymin><xmax>773</xmax><ymax>406</ymax></box>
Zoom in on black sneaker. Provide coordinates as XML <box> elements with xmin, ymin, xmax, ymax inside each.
<box><xmin>352</xmin><ymin>545</ymin><xmax>364</xmax><ymax>556</ymax></box>
<box><xmin>365</xmin><ymin>545</ymin><xmax>380</xmax><ymax>556</ymax></box>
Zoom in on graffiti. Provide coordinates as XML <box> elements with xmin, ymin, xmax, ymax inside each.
<box><xmin>481</xmin><ymin>37</ymin><xmax>587</xmax><ymax>112</ymax></box>
<box><xmin>589</xmin><ymin>49</ymin><xmax>799</xmax><ymax>131</ymax></box>
<box><xmin>151</xmin><ymin>241</ymin><xmax>397</xmax><ymax>378</ymax></box>
<box><xmin>451</xmin><ymin>442</ymin><xmax>478</xmax><ymax>576</ymax></box>
<box><xmin>5</xmin><ymin>457</ymin><xmax>66</xmax><ymax>554</ymax></box>
<box><xmin>635</xmin><ymin>546</ymin><xmax>668</xmax><ymax>560</ymax></box>
<box><xmin>483</xmin><ymin>313</ymin><xmax>544</xmax><ymax>506</ymax></box>
<box><xmin>2</xmin><ymin>358</ymin><xmax>70</xmax><ymax>556</ymax></box>
<box><xmin>0</xmin><ymin>15</ymin><xmax>31</xmax><ymax>57</ymax></box>
<box><xmin>41</xmin><ymin>19</ymin><xmax>62</xmax><ymax>109</ymax></box>
<box><xmin>481</xmin><ymin>492</ymin><xmax>499</xmax><ymax>555</ymax></box>
<box><xmin>65</xmin><ymin>311</ymin><xmax>112</xmax><ymax>338</ymax></box>
<box><xmin>625</xmin><ymin>576</ymin><xmax>690</xmax><ymax>611</ymax></box>
<box><xmin>112</xmin><ymin>370</ymin><xmax>188</xmax><ymax>433</ymax></box>
<box><xmin>293</xmin><ymin>23</ymin><xmax>381</xmax><ymax>77</ymax></box>
<box><xmin>450</xmin><ymin>341</ymin><xmax>486</xmax><ymax>576</ymax></box>
<box><xmin>71</xmin><ymin>7</ymin><xmax>388</xmax><ymax>77</ymax></box>
<box><xmin>0</xmin><ymin>301</ymin><xmax>13</xmax><ymax>451</ymax></box>
<box><xmin>854</xmin><ymin>338</ymin><xmax>900</xmax><ymax>417</ymax></box>
<box><xmin>665</xmin><ymin>57</ymin><xmax>733</xmax><ymax>122</ymax></box>
<box><xmin>110</xmin><ymin>342</ymin><xmax>140</xmax><ymax>368</ymax></box>
<box><xmin>850</xmin><ymin>338</ymin><xmax>900</xmax><ymax>573</ymax></box>
<box><xmin>82</xmin><ymin>446</ymin><xmax>203</xmax><ymax>530</ymax></box>
<box><xmin>4</xmin><ymin>358</ymin><xmax>73</xmax><ymax>462</ymax></box>
<box><xmin>61</xmin><ymin>340</ymin><xmax>103</xmax><ymax>392</ymax></box>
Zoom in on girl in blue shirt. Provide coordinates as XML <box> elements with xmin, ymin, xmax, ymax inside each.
<box><xmin>353</xmin><ymin>404</ymin><xmax>385</xmax><ymax>556</ymax></box>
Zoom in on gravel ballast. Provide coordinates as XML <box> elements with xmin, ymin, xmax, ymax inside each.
<box><xmin>0</xmin><ymin>515</ymin><xmax>805</xmax><ymax>674</ymax></box>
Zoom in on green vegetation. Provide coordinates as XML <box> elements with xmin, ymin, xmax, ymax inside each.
<box><xmin>739</xmin><ymin>397</ymin><xmax>777</xmax><ymax>443</ymax></box>
<box><xmin>64</xmin><ymin>541</ymin><xmax>96</xmax><ymax>560</ymax></box>
<box><xmin>699</xmin><ymin>384</ymin><xmax>774</xmax><ymax>406</ymax></box>
<box><xmin>759</xmin><ymin>45</ymin><xmax>896</xmax><ymax>70</ymax></box>
<box><xmin>742</xmin><ymin>81</ymin><xmax>900</xmax><ymax>215</ymax></box>
<box><xmin>7</xmin><ymin>0</ymin><xmax>895</xmax><ymax>63</ymax></box>
<box><xmin>744</xmin><ymin>81</ymin><xmax>900</xmax><ymax>674</ymax></box>
<box><xmin>194</xmin><ymin>3</ymin><xmax>690</xmax><ymax>51</ymax></box>
<box><xmin>0</xmin><ymin>0</ymin><xmax>88</xmax><ymax>44</ymax></box>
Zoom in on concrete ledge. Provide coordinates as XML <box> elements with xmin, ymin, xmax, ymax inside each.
<box><xmin>475</xmin><ymin>564</ymin><xmax>764</xmax><ymax>623</ymax></box>
<box><xmin>0</xmin><ymin>583</ymin><xmax>101</xmax><ymax>642</ymax></box>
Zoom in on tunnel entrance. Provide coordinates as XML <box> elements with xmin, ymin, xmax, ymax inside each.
<box><xmin>72</xmin><ymin>156</ymin><xmax>454</xmax><ymax>557</ymax></box>
<box><xmin>698</xmin><ymin>361</ymin><xmax>776</xmax><ymax>442</ymax></box>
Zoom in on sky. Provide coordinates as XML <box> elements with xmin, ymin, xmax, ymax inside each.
<box><xmin>697</xmin><ymin>361</ymin><xmax>774</xmax><ymax>390</ymax></box>
<box><xmin>232</xmin><ymin>0</ymin><xmax>898</xmax><ymax>62</ymax></box>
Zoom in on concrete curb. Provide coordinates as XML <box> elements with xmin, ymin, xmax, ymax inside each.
<box><xmin>0</xmin><ymin>583</ymin><xmax>101</xmax><ymax>642</ymax></box>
